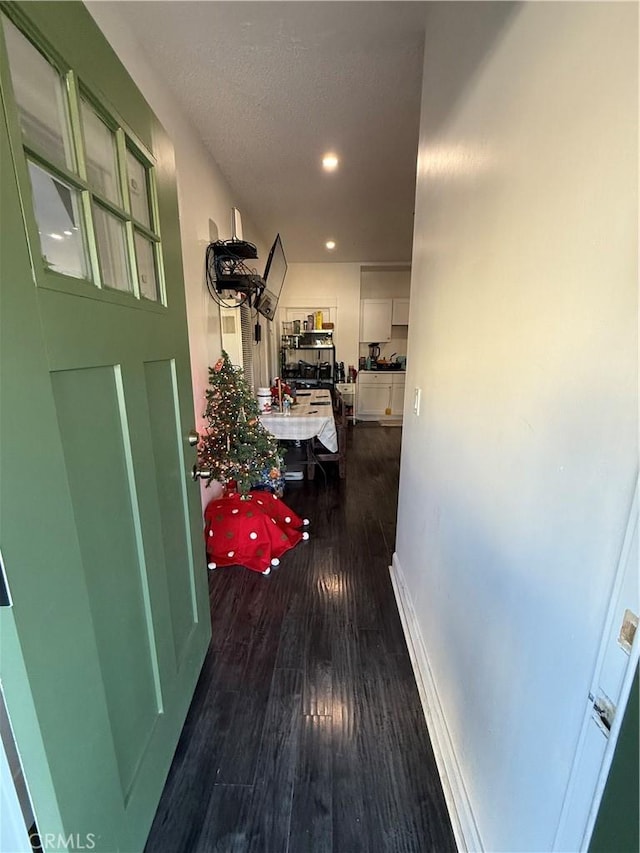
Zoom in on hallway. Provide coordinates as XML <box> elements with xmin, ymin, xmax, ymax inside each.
<box><xmin>145</xmin><ymin>425</ymin><xmax>456</xmax><ymax>852</ymax></box>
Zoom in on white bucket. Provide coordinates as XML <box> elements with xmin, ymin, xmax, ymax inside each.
<box><xmin>257</xmin><ymin>387</ymin><xmax>272</xmax><ymax>414</ymax></box>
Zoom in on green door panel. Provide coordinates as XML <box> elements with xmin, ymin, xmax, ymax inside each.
<box><xmin>144</xmin><ymin>358</ymin><xmax>200</xmax><ymax>668</ymax></box>
<box><xmin>51</xmin><ymin>365</ymin><xmax>163</xmax><ymax>796</ymax></box>
<box><xmin>0</xmin><ymin>3</ymin><xmax>211</xmax><ymax>850</ymax></box>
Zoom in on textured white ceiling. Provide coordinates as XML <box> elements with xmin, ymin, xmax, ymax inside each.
<box><xmin>106</xmin><ymin>1</ymin><xmax>427</xmax><ymax>262</ymax></box>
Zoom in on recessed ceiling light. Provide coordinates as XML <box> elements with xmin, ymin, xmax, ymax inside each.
<box><xmin>325</xmin><ymin>240</ymin><xmax>336</xmax><ymax>251</ymax></box>
<box><xmin>49</xmin><ymin>233</ymin><xmax>63</xmax><ymax>241</ymax></box>
<box><xmin>63</xmin><ymin>230</ymin><xmax>73</xmax><ymax>236</ymax></box>
<box><xmin>322</xmin><ymin>153</ymin><xmax>339</xmax><ymax>172</ymax></box>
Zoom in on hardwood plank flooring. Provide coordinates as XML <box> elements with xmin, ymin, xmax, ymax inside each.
<box><xmin>145</xmin><ymin>424</ymin><xmax>456</xmax><ymax>852</ymax></box>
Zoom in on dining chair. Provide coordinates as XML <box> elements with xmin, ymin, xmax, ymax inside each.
<box><xmin>306</xmin><ymin>388</ymin><xmax>347</xmax><ymax>479</ymax></box>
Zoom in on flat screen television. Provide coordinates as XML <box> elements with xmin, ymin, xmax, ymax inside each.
<box><xmin>256</xmin><ymin>234</ymin><xmax>287</xmax><ymax>321</ymax></box>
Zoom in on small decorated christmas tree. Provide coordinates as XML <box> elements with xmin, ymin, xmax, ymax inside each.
<box><xmin>199</xmin><ymin>351</ymin><xmax>283</xmax><ymax>495</ymax></box>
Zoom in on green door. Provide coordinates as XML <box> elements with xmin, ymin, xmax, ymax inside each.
<box><xmin>0</xmin><ymin>4</ymin><xmax>211</xmax><ymax>850</ymax></box>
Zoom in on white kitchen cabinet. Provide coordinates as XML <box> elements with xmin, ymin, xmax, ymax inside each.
<box><xmin>391</xmin><ymin>298</ymin><xmax>410</xmax><ymax>325</ymax></box>
<box><xmin>356</xmin><ymin>371</ymin><xmax>406</xmax><ymax>420</ymax></box>
<box><xmin>356</xmin><ymin>372</ymin><xmax>392</xmax><ymax>419</ymax></box>
<box><xmin>390</xmin><ymin>375</ymin><xmax>406</xmax><ymax>416</ymax></box>
<box><xmin>360</xmin><ymin>299</ymin><xmax>392</xmax><ymax>342</ymax></box>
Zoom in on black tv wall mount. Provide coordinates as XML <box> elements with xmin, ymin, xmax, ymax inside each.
<box><xmin>205</xmin><ymin>239</ymin><xmax>265</xmax><ymax>304</ymax></box>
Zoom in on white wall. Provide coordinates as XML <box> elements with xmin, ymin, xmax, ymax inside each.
<box><xmin>85</xmin><ymin>1</ymin><xmax>272</xmax><ymax>502</ymax></box>
<box><xmin>360</xmin><ymin>268</ymin><xmax>411</xmax><ymax>361</ymax></box>
<box><xmin>360</xmin><ymin>268</ymin><xmax>411</xmax><ymax>300</ymax></box>
<box><xmin>279</xmin><ymin>262</ymin><xmax>361</xmax><ymax>372</ymax></box>
<box><xmin>397</xmin><ymin>3</ymin><xmax>638</xmax><ymax>851</ymax></box>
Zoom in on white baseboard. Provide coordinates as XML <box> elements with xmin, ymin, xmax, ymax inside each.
<box><xmin>390</xmin><ymin>553</ymin><xmax>483</xmax><ymax>853</ymax></box>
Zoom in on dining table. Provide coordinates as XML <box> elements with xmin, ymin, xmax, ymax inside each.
<box><xmin>259</xmin><ymin>388</ymin><xmax>338</xmax><ymax>453</ymax></box>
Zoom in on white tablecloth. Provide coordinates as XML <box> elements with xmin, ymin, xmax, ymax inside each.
<box><xmin>259</xmin><ymin>389</ymin><xmax>338</xmax><ymax>452</ymax></box>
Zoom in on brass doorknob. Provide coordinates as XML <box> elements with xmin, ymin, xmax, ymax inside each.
<box><xmin>191</xmin><ymin>465</ymin><xmax>211</xmax><ymax>481</ymax></box>
<box><xmin>187</xmin><ymin>429</ymin><xmax>200</xmax><ymax>446</ymax></box>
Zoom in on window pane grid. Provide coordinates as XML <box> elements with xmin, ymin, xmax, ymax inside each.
<box><xmin>2</xmin><ymin>14</ymin><xmax>76</xmax><ymax>172</ymax></box>
<box><xmin>126</xmin><ymin>147</ymin><xmax>154</xmax><ymax>232</ymax></box>
<box><xmin>80</xmin><ymin>98</ymin><xmax>122</xmax><ymax>206</ymax></box>
<box><xmin>129</xmin><ymin>221</ymin><xmax>161</xmax><ymax>244</ymax></box>
<box><xmin>22</xmin><ymin>148</ymin><xmax>142</xmax><ymax>230</ymax></box>
<box><xmin>152</xmin><ymin>241</ymin><xmax>167</xmax><ymax>304</ymax></box>
<box><xmin>85</xmin><ymin>188</ymin><xmax>132</xmax><ymax>223</ymax></box>
<box><xmin>79</xmin><ymin>190</ymin><xmax>103</xmax><ymax>288</ymax></box>
<box><xmin>22</xmin><ymin>144</ymin><xmax>86</xmax><ymax>193</ymax></box>
<box><xmin>2</xmin><ymin>13</ymin><xmax>165</xmax><ymax>305</ymax></box>
<box><xmin>134</xmin><ymin>229</ymin><xmax>159</xmax><ymax>301</ymax></box>
<box><xmin>124</xmin><ymin>220</ymin><xmax>141</xmax><ymax>300</ymax></box>
<box><xmin>93</xmin><ymin>203</ymin><xmax>132</xmax><ymax>293</ymax></box>
<box><xmin>27</xmin><ymin>159</ymin><xmax>89</xmax><ymax>280</ymax></box>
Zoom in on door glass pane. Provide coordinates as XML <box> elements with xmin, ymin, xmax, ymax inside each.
<box><xmin>2</xmin><ymin>16</ymin><xmax>74</xmax><ymax>170</ymax></box>
<box><xmin>81</xmin><ymin>100</ymin><xmax>121</xmax><ymax>205</ymax></box>
<box><xmin>27</xmin><ymin>161</ymin><xmax>88</xmax><ymax>279</ymax></box>
<box><xmin>126</xmin><ymin>150</ymin><xmax>151</xmax><ymax>228</ymax></box>
<box><xmin>93</xmin><ymin>206</ymin><xmax>131</xmax><ymax>292</ymax></box>
<box><xmin>134</xmin><ymin>232</ymin><xmax>158</xmax><ymax>301</ymax></box>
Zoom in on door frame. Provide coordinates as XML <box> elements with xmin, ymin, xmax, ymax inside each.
<box><xmin>553</xmin><ymin>475</ymin><xmax>639</xmax><ymax>850</ymax></box>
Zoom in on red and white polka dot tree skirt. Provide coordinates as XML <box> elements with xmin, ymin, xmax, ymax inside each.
<box><xmin>204</xmin><ymin>491</ymin><xmax>310</xmax><ymax>575</ymax></box>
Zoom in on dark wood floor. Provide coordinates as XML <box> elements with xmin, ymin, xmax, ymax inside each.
<box><xmin>145</xmin><ymin>424</ymin><xmax>456</xmax><ymax>853</ymax></box>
